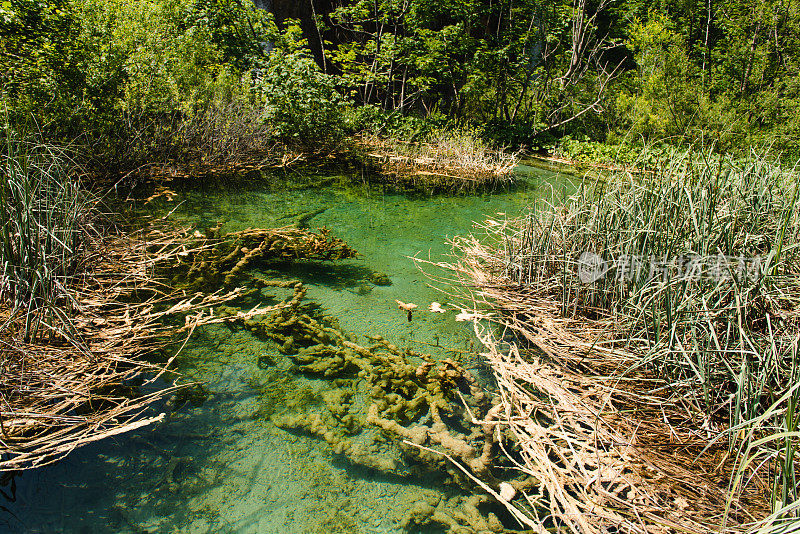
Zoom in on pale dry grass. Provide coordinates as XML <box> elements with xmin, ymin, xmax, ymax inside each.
<box><xmin>420</xmin><ymin>152</ymin><xmax>799</xmax><ymax>532</ymax></box>
<box><xmin>0</xmin><ymin>224</ymin><xmax>253</xmax><ymax>471</ymax></box>
<box><xmin>364</xmin><ymin>132</ymin><xmax>518</xmax><ymax>190</ymax></box>
<box><xmin>426</xmin><ymin>240</ymin><xmax>769</xmax><ymax>533</ymax></box>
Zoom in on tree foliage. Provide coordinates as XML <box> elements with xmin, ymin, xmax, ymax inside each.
<box><xmin>2</xmin><ymin>0</ymin><xmax>800</xmax><ymax>163</ymax></box>
<box><xmin>257</xmin><ymin>23</ymin><xmax>347</xmax><ymax>150</ymax></box>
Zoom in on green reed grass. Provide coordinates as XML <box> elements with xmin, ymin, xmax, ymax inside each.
<box><xmin>499</xmin><ymin>148</ymin><xmax>799</xmax><ymax>528</ymax></box>
<box><xmin>0</xmin><ymin>131</ymin><xmax>94</xmax><ymax>340</ymax></box>
<box><xmin>726</xmin><ymin>379</ymin><xmax>800</xmax><ymax>532</ymax></box>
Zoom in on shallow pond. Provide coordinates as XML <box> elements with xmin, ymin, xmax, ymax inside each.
<box><xmin>2</xmin><ymin>165</ymin><xmax>569</xmax><ymax>534</ymax></box>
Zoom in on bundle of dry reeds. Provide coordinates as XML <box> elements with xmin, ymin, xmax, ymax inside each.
<box><xmin>0</xmin><ymin>225</ymin><xmax>247</xmax><ymax>471</ymax></box>
<box><xmin>363</xmin><ymin>134</ymin><xmax>518</xmax><ymax>190</ymax></box>
<box><xmin>424</xmin><ymin>153</ymin><xmax>799</xmax><ymax>532</ymax></box>
<box><xmin>430</xmin><ymin>246</ymin><xmax>768</xmax><ymax>533</ymax></box>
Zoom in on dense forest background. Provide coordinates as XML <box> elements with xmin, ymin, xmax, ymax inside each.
<box><xmin>2</xmin><ymin>0</ymin><xmax>799</xmax><ymax>170</ymax></box>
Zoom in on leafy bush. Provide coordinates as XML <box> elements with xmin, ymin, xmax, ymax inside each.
<box><xmin>552</xmin><ymin>135</ymin><xmax>679</xmax><ymax>169</ymax></box>
<box><xmin>255</xmin><ymin>23</ymin><xmax>347</xmax><ymax>152</ymax></box>
<box><xmin>343</xmin><ymin>104</ymin><xmax>437</xmax><ymax>142</ymax></box>
<box><xmin>0</xmin><ymin>0</ymin><xmax>89</xmax><ymax>130</ymax></box>
<box><xmin>1</xmin><ymin>0</ymin><xmax>281</xmax><ymax>167</ymax></box>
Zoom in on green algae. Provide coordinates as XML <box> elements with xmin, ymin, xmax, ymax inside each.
<box><xmin>248</xmin><ymin>370</ymin><xmax>321</xmax><ymax>421</ymax></box>
<box><xmin>159</xmin><ymin>201</ymin><xmax>542</xmax><ymax>531</ymax></box>
<box><xmin>369</xmin><ymin>271</ymin><xmax>392</xmax><ymax>286</ymax></box>
<box><xmin>166</xmin><ymin>226</ymin><xmax>358</xmax><ymax>292</ymax></box>
<box><xmin>214</xmin><ymin>273</ymin><xmax>534</xmax><ymax>517</ymax></box>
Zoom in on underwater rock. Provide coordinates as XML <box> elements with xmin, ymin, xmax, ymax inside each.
<box><xmin>370</xmin><ymin>271</ymin><xmax>392</xmax><ymax>286</ymax></box>
<box><xmin>356</xmin><ymin>283</ymin><xmax>373</xmax><ymax>295</ymax></box>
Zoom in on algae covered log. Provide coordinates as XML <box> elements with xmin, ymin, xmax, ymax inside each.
<box><xmin>167</xmin><ymin>225</ymin><xmax>358</xmax><ymax>291</ymax></box>
<box><xmin>170</xmin><ymin>220</ymin><xmax>535</xmax><ymax>532</ymax></box>
<box><xmin>228</xmin><ymin>283</ymin><xmax>538</xmax><ymax>533</ymax></box>
<box><xmin>220</xmin><ymin>277</ymin><xmax>534</xmax><ymax>517</ymax></box>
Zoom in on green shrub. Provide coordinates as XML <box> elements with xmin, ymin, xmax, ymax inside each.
<box><xmin>1</xmin><ymin>0</ymin><xmax>277</xmax><ymax>166</ymax></box>
<box><xmin>256</xmin><ymin>23</ymin><xmax>347</xmax><ymax>152</ymax></box>
<box><xmin>0</xmin><ymin>0</ymin><xmax>89</xmax><ymax>131</ymax></box>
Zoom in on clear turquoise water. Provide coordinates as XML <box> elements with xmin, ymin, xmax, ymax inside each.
<box><xmin>1</xmin><ymin>165</ymin><xmax>568</xmax><ymax>534</ymax></box>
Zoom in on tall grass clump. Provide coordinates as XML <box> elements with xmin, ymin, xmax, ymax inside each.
<box><xmin>503</xmin><ymin>149</ymin><xmax>799</xmax><ymax>424</ymax></box>
<box><xmin>450</xmin><ymin>148</ymin><xmax>799</xmax><ymax>529</ymax></box>
<box><xmin>0</xmin><ymin>131</ymin><xmax>95</xmax><ymax>340</ymax></box>
<box><xmin>0</xmin><ymin>131</ymin><xmax>247</xmax><ymax>471</ymax></box>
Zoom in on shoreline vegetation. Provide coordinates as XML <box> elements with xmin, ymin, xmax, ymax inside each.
<box><xmin>0</xmin><ymin>147</ymin><xmax>365</xmax><ymax>472</ymax></box>
<box><xmin>0</xmin><ymin>136</ymin><xmax>247</xmax><ymax>470</ymax></box>
<box><xmin>118</xmin><ymin>132</ymin><xmax>519</xmax><ymax>193</ymax></box>
<box><xmin>362</xmin><ymin>134</ymin><xmax>519</xmax><ymax>191</ymax></box>
<box><xmin>2</xmin><ymin>0</ymin><xmax>800</xmax><ymax>531</ymax></box>
<box><xmin>428</xmin><ymin>150</ymin><xmax>800</xmax><ymax>532</ymax></box>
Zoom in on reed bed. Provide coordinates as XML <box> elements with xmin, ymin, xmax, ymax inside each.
<box><xmin>430</xmin><ymin>150</ymin><xmax>800</xmax><ymax>532</ymax></box>
<box><xmin>364</xmin><ymin>132</ymin><xmax>518</xmax><ymax>190</ymax></box>
<box><xmin>0</xmin><ymin>135</ymin><xmax>92</xmax><ymax>341</ymax></box>
<box><xmin>0</xmin><ymin>133</ymin><xmax>359</xmax><ymax>470</ymax></box>
<box><xmin>0</xmin><ymin>134</ymin><xmax>246</xmax><ymax>471</ymax></box>
<box><xmin>0</xmin><ymin>221</ymin><xmax>253</xmax><ymax>471</ymax></box>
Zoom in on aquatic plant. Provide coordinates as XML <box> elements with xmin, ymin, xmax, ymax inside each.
<box><xmin>167</xmin><ymin>225</ymin><xmax>358</xmax><ymax>292</ymax></box>
<box><xmin>434</xmin><ymin>149</ymin><xmax>800</xmax><ymax>532</ymax></box>
<box><xmin>0</xmin><ymin>221</ymin><xmax>245</xmax><ymax>471</ymax></box>
<box><xmin>0</xmin><ymin>133</ymin><xmax>93</xmax><ymax>340</ymax></box>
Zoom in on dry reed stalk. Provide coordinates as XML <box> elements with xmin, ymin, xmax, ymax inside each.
<box><xmin>475</xmin><ymin>326</ymin><xmax>768</xmax><ymax>533</ymax></box>
<box><xmin>363</xmin><ymin>136</ymin><xmax>518</xmax><ymax>190</ymax></box>
<box><xmin>419</xmin><ymin>230</ymin><xmax>776</xmax><ymax>533</ymax></box>
<box><xmin>0</xmin><ymin>224</ymin><xmax>260</xmax><ymax>472</ymax></box>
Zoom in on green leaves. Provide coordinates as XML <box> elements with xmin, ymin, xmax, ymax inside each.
<box><xmin>257</xmin><ymin>23</ymin><xmax>347</xmax><ymax>151</ymax></box>
<box><xmin>192</xmin><ymin>0</ymin><xmax>276</xmax><ymax>70</ymax></box>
